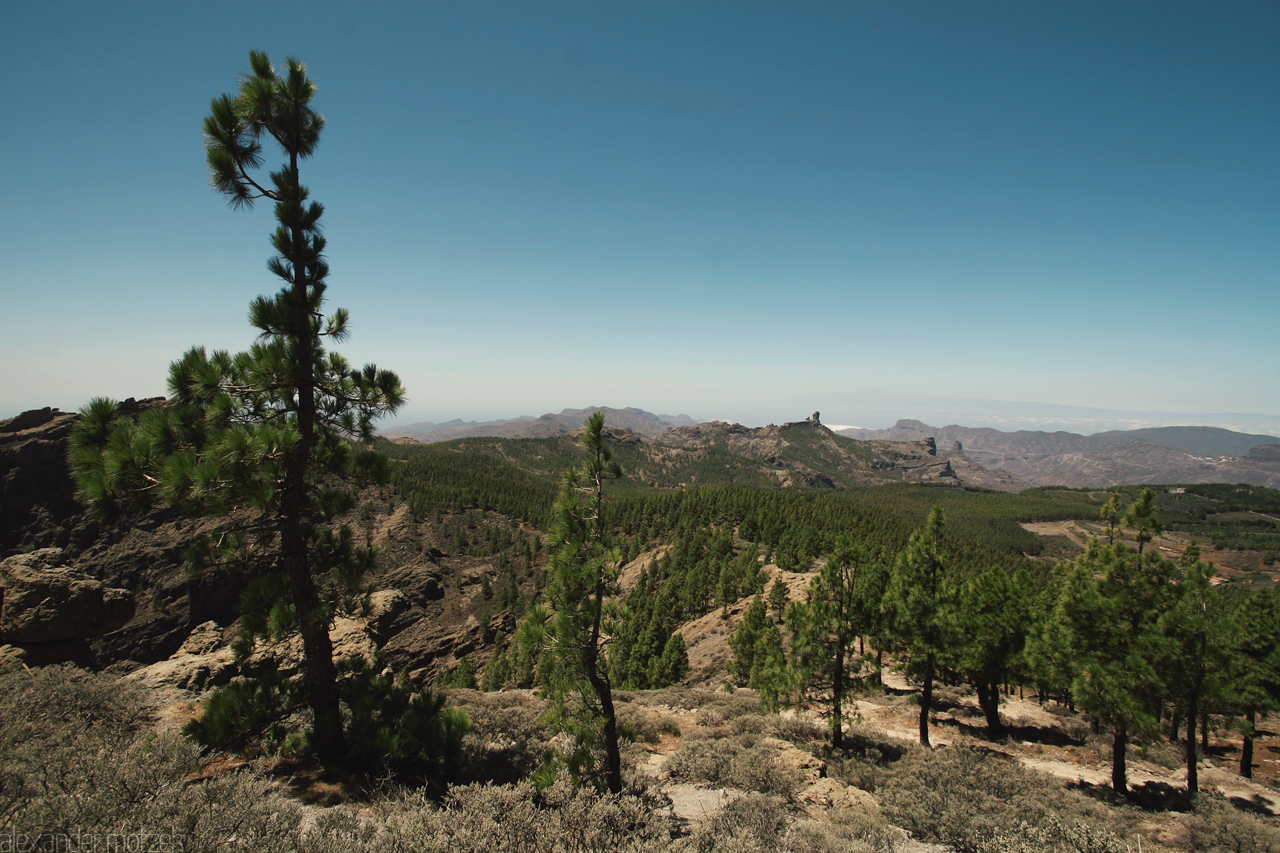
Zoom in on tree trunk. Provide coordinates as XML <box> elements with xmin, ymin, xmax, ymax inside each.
<box><xmin>977</xmin><ymin>681</ymin><xmax>1005</xmax><ymax>737</ymax></box>
<box><xmin>282</xmin><ymin>152</ymin><xmax>344</xmax><ymax>766</ymax></box>
<box><xmin>832</xmin><ymin>641</ymin><xmax>845</xmax><ymax>749</ymax></box>
<box><xmin>1242</xmin><ymin>708</ymin><xmax>1256</xmax><ymax>779</ymax></box>
<box><xmin>1200</xmin><ymin>710</ymin><xmax>1209</xmax><ymax>752</ymax></box>
<box><xmin>587</xmin><ymin>566</ymin><xmax>622</xmax><ymax>794</ymax></box>
<box><xmin>1170</xmin><ymin>708</ymin><xmax>1180</xmax><ymax>743</ymax></box>
<box><xmin>1186</xmin><ymin>692</ymin><xmax>1198</xmax><ymax>795</ymax></box>
<box><xmin>1112</xmin><ymin>723</ymin><xmax>1128</xmax><ymax>794</ymax></box>
<box><xmin>919</xmin><ymin>652</ymin><xmax>934</xmax><ymax>748</ymax></box>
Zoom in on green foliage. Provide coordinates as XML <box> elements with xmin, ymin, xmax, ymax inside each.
<box><xmin>727</xmin><ymin>595</ymin><xmax>771</xmax><ymax>687</ymax></box>
<box><xmin>71</xmin><ymin>52</ymin><xmax>403</xmax><ymax>764</ymax></box>
<box><xmin>883</xmin><ymin>506</ymin><xmax>954</xmax><ymax>746</ymax></box>
<box><xmin>437</xmin><ymin>657</ymin><xmax>480</xmax><ymax>690</ymax></box>
<box><xmin>1033</xmin><ymin>539</ymin><xmax>1176</xmax><ymax>792</ymax></box>
<box><xmin>767</xmin><ymin>576</ymin><xmax>790</xmax><ymax>620</ymax></box>
<box><xmin>536</xmin><ymin>412</ymin><xmax>626</xmax><ymax>793</ymax></box>
<box><xmin>337</xmin><ymin>658</ymin><xmax>471</xmax><ymax>777</ymax></box>
<box><xmin>949</xmin><ymin>564</ymin><xmax>1034</xmax><ymax>735</ymax></box>
<box><xmin>182</xmin><ymin>670</ymin><xmax>298</xmax><ymax>752</ymax></box>
<box><xmin>1122</xmin><ymin>488</ymin><xmax>1165</xmax><ymax>554</ymax></box>
<box><xmin>786</xmin><ymin>538</ymin><xmax>889</xmax><ymax>746</ymax></box>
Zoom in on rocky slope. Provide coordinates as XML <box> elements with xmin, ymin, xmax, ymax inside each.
<box><xmin>657</xmin><ymin>419</ymin><xmax>1025</xmax><ymax>492</ymax></box>
<box><xmin>838</xmin><ymin>419</ymin><xmax>1280</xmax><ymax>488</ymax></box>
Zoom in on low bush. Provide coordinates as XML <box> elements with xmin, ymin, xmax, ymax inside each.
<box><xmin>298</xmin><ymin>773</ymin><xmax>679</xmax><ymax>853</ymax></box>
<box><xmin>1183</xmin><ymin>793</ymin><xmax>1280</xmax><ymax>853</ymax></box>
<box><xmin>663</xmin><ymin>733</ymin><xmax>803</xmax><ymax>799</ymax></box>
<box><xmin>618</xmin><ymin>702</ymin><xmax>681</xmax><ymax>744</ymax></box>
<box><xmin>763</xmin><ymin>714</ymin><xmax>825</xmax><ymax>748</ymax></box>
<box><xmin>0</xmin><ymin>666</ymin><xmax>304</xmax><ymax>853</ymax></box>
<box><xmin>447</xmin><ymin>689</ymin><xmax>553</xmax><ymax>785</ymax></box>
<box><xmin>184</xmin><ymin>656</ymin><xmax>471</xmax><ymax>780</ymax></box>
<box><xmin>824</xmin><ymin>724</ymin><xmax>911</xmax><ymax>794</ymax></box>
<box><xmin>1137</xmin><ymin>739</ymin><xmax>1186</xmax><ymax>771</ymax></box>
<box><xmin>878</xmin><ymin>745</ymin><xmax>1132</xmax><ymax>853</ymax></box>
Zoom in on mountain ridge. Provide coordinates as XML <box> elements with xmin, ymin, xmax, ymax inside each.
<box><xmin>383</xmin><ymin>406</ymin><xmax>699</xmax><ymax>443</ymax></box>
<box><xmin>837</xmin><ymin>420</ymin><xmax>1280</xmax><ymax>489</ymax></box>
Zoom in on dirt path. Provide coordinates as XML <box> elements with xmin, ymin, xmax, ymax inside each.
<box><xmin>1021</xmin><ymin>520</ymin><xmax>1091</xmax><ymax>548</ymax></box>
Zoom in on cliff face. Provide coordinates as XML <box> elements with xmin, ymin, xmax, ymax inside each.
<box><xmin>0</xmin><ymin>408</ymin><xmax>86</xmax><ymax>558</ymax></box>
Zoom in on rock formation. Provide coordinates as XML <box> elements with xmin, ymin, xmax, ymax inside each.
<box><xmin>0</xmin><ymin>548</ymin><xmax>136</xmax><ymax>669</ymax></box>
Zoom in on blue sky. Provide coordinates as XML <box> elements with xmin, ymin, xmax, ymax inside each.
<box><xmin>2</xmin><ymin>1</ymin><xmax>1277</xmax><ymax>430</ymax></box>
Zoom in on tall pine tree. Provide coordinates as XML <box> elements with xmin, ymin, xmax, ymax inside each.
<box><xmin>884</xmin><ymin>507</ymin><xmax>952</xmax><ymax>747</ymax></box>
<box><xmin>539</xmin><ymin>413</ymin><xmax>626</xmax><ymax>793</ymax></box>
<box><xmin>71</xmin><ymin>52</ymin><xmax>404</xmax><ymax>763</ymax></box>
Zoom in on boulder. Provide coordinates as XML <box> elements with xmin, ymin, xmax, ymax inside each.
<box><xmin>367</xmin><ymin>588</ymin><xmax>411</xmax><ymax>640</ymax></box>
<box><xmin>242</xmin><ymin>615</ymin><xmax>381</xmax><ymax>680</ymax></box>
<box><xmin>0</xmin><ymin>549</ymin><xmax>135</xmax><ymax>643</ymax></box>
<box><xmin>130</xmin><ymin>621</ymin><xmax>237</xmax><ymax>691</ymax></box>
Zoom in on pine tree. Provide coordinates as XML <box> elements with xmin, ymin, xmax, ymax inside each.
<box><xmin>1123</xmin><ymin>488</ymin><xmax>1164</xmax><ymax>555</ymax></box>
<box><xmin>1158</xmin><ymin>543</ymin><xmax>1229</xmax><ymax>795</ymax></box>
<box><xmin>768</xmin><ymin>576</ymin><xmax>790</xmax><ymax>621</ymax></box>
<box><xmin>951</xmin><ymin>565</ymin><xmax>1032</xmax><ymax>737</ymax></box>
<box><xmin>1226</xmin><ymin>587</ymin><xmax>1280</xmax><ymax>778</ymax></box>
<box><xmin>787</xmin><ymin>537</ymin><xmax>879</xmax><ymax>747</ymax></box>
<box><xmin>1099</xmin><ymin>493</ymin><xmax>1122</xmax><ymax>546</ymax></box>
<box><xmin>883</xmin><ymin>507</ymin><xmax>952</xmax><ymax>747</ymax></box>
<box><xmin>539</xmin><ymin>412</ymin><xmax>625</xmax><ymax>793</ymax></box>
<box><xmin>728</xmin><ymin>595</ymin><xmax>769</xmax><ymax>687</ymax></box>
<box><xmin>70</xmin><ymin>52</ymin><xmax>404</xmax><ymax>764</ymax></box>
<box><xmin>1039</xmin><ymin>539</ymin><xmax>1174</xmax><ymax>792</ymax></box>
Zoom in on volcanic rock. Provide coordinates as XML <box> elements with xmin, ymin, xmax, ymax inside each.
<box><xmin>0</xmin><ymin>548</ymin><xmax>135</xmax><ymax>643</ymax></box>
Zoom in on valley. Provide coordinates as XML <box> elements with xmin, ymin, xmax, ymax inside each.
<box><xmin>3</xmin><ymin>403</ymin><xmax>1279</xmax><ymax>852</ymax></box>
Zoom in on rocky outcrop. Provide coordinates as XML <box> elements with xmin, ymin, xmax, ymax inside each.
<box><xmin>0</xmin><ymin>409</ymin><xmax>85</xmax><ymax>558</ymax></box>
<box><xmin>0</xmin><ymin>549</ymin><xmax>134</xmax><ymax>643</ymax></box>
<box><xmin>129</xmin><ymin>621</ymin><xmax>237</xmax><ymax>691</ymax></box>
<box><xmin>660</xmin><ymin>422</ymin><xmax>1022</xmax><ymax>490</ymax></box>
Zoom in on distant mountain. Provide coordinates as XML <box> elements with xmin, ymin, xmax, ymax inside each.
<box><xmin>736</xmin><ymin>389</ymin><xmax>1280</xmax><ymax>436</ymax></box>
<box><xmin>1089</xmin><ymin>426</ymin><xmax>1280</xmax><ymax>458</ymax></box>
<box><xmin>836</xmin><ymin>420</ymin><xmax>1280</xmax><ymax>489</ymax></box>
<box><xmin>382</xmin><ymin>407</ymin><xmax>699</xmax><ymax>443</ymax></box>
<box><xmin>657</xmin><ymin>420</ymin><xmax>1025</xmax><ymax>492</ymax></box>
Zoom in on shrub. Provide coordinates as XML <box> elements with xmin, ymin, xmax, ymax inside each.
<box><xmin>0</xmin><ymin>666</ymin><xmax>304</xmax><ymax>852</ymax></box>
<box><xmin>447</xmin><ymin>689</ymin><xmax>553</xmax><ymax>785</ymax></box>
<box><xmin>763</xmin><ymin>714</ymin><xmax>825</xmax><ymax>747</ymax></box>
<box><xmin>296</xmin><ymin>772</ymin><xmax>679</xmax><ymax>853</ymax></box>
<box><xmin>1184</xmin><ymin>793</ymin><xmax>1280</xmax><ymax>853</ymax></box>
<box><xmin>618</xmin><ymin>702</ymin><xmax>680</xmax><ymax>744</ymax></box>
<box><xmin>663</xmin><ymin>733</ymin><xmax>802</xmax><ymax>799</ymax></box>
<box><xmin>878</xmin><ymin>745</ymin><xmax>1128</xmax><ymax>853</ymax></box>
<box><xmin>185</xmin><ymin>656</ymin><xmax>471</xmax><ymax>779</ymax></box>
<box><xmin>824</xmin><ymin>724</ymin><xmax>911</xmax><ymax>794</ymax></box>
<box><xmin>183</xmin><ymin>669</ymin><xmax>299</xmax><ymax>753</ymax></box>
<box><xmin>339</xmin><ymin>658</ymin><xmax>472</xmax><ymax>778</ymax></box>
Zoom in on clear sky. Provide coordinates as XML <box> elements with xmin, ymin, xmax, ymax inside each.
<box><xmin>2</xmin><ymin>1</ymin><xmax>1277</xmax><ymax>430</ymax></box>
